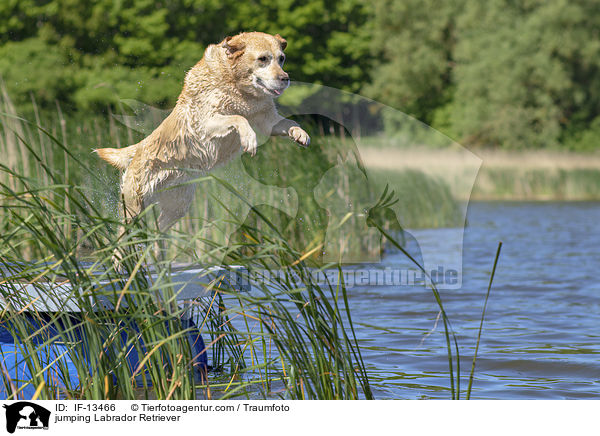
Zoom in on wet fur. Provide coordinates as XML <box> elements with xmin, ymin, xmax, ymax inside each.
<box><xmin>96</xmin><ymin>32</ymin><xmax>310</xmax><ymax>232</ymax></box>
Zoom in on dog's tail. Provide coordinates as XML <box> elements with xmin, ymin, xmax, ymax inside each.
<box><xmin>94</xmin><ymin>144</ymin><xmax>138</xmax><ymax>170</ymax></box>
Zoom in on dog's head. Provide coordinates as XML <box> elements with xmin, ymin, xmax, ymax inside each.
<box><xmin>219</xmin><ymin>32</ymin><xmax>290</xmax><ymax>98</ymax></box>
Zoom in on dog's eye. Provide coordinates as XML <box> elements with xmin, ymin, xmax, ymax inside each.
<box><xmin>278</xmin><ymin>55</ymin><xmax>285</xmax><ymax>64</ymax></box>
<box><xmin>258</xmin><ymin>56</ymin><xmax>269</xmax><ymax>63</ymax></box>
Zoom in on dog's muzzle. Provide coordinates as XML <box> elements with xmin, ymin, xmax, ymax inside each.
<box><xmin>255</xmin><ymin>76</ymin><xmax>289</xmax><ymax>96</ymax></box>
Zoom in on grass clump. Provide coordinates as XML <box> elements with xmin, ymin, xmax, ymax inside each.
<box><xmin>475</xmin><ymin>167</ymin><xmax>600</xmax><ymax>200</ymax></box>
<box><xmin>0</xmin><ymin>106</ymin><xmax>376</xmax><ymax>400</ymax></box>
<box><xmin>0</xmin><ymin>91</ymin><xmax>480</xmax><ymax>400</ymax></box>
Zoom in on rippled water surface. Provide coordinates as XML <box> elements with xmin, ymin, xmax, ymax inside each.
<box><xmin>350</xmin><ymin>201</ymin><xmax>600</xmax><ymax>399</ymax></box>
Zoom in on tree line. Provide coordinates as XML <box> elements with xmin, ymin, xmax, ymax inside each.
<box><xmin>1</xmin><ymin>0</ymin><xmax>598</xmax><ymax>149</ymax></box>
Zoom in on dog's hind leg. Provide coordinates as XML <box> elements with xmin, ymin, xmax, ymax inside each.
<box><xmin>150</xmin><ymin>182</ymin><xmax>197</xmax><ymax>264</ymax></box>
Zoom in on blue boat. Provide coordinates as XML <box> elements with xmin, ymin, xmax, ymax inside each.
<box><xmin>0</xmin><ymin>265</ymin><xmax>249</xmax><ymax>399</ymax></box>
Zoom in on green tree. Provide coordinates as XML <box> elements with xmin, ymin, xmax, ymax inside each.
<box><xmin>367</xmin><ymin>0</ymin><xmax>600</xmax><ymax>149</ymax></box>
<box><xmin>365</xmin><ymin>0</ymin><xmax>462</xmax><ymax>124</ymax></box>
<box><xmin>448</xmin><ymin>0</ymin><xmax>600</xmax><ymax>148</ymax></box>
<box><xmin>0</xmin><ymin>0</ymin><xmax>373</xmax><ymax>112</ymax></box>
<box><xmin>0</xmin><ymin>38</ymin><xmax>79</xmax><ymax>110</ymax></box>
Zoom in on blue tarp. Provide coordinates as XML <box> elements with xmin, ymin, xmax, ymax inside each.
<box><xmin>0</xmin><ymin>314</ymin><xmax>208</xmax><ymax>399</ymax></box>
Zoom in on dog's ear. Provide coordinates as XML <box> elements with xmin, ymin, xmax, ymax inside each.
<box><xmin>221</xmin><ymin>35</ymin><xmax>246</xmax><ymax>59</ymax></box>
<box><xmin>274</xmin><ymin>34</ymin><xmax>287</xmax><ymax>51</ymax></box>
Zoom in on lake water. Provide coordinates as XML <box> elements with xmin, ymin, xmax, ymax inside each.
<box><xmin>8</xmin><ymin>200</ymin><xmax>596</xmax><ymax>399</ymax></box>
<box><xmin>349</xmin><ymin>201</ymin><xmax>600</xmax><ymax>399</ymax></box>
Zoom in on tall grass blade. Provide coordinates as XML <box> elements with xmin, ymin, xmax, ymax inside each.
<box><xmin>466</xmin><ymin>241</ymin><xmax>502</xmax><ymax>400</ymax></box>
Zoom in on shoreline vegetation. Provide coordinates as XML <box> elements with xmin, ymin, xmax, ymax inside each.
<box><xmin>1</xmin><ymin>0</ymin><xmax>597</xmax><ymax>401</ymax></box>
<box><xmin>359</xmin><ymin>145</ymin><xmax>600</xmax><ymax>202</ymax></box>
<box><xmin>0</xmin><ymin>103</ymin><xmax>471</xmax><ymax>401</ymax></box>
<box><xmin>0</xmin><ymin>90</ymin><xmax>497</xmax><ymax>400</ymax></box>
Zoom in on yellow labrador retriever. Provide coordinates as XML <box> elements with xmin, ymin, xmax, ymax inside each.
<box><xmin>96</xmin><ymin>32</ymin><xmax>310</xmax><ymax>233</ymax></box>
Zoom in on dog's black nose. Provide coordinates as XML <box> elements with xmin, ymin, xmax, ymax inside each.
<box><xmin>279</xmin><ymin>73</ymin><xmax>290</xmax><ymax>85</ymax></box>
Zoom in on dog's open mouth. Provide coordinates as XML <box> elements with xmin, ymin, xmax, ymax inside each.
<box><xmin>254</xmin><ymin>77</ymin><xmax>285</xmax><ymax>96</ymax></box>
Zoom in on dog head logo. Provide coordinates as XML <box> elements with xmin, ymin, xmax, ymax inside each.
<box><xmin>2</xmin><ymin>402</ymin><xmax>50</xmax><ymax>433</ymax></box>
<box><xmin>112</xmin><ymin>80</ymin><xmax>481</xmax><ymax>290</ymax></box>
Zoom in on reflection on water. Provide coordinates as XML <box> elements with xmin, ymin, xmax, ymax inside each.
<box><xmin>350</xmin><ymin>201</ymin><xmax>600</xmax><ymax>399</ymax></box>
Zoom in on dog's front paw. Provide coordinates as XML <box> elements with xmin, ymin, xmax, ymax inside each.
<box><xmin>240</xmin><ymin>127</ymin><xmax>258</xmax><ymax>156</ymax></box>
<box><xmin>289</xmin><ymin>126</ymin><xmax>310</xmax><ymax>147</ymax></box>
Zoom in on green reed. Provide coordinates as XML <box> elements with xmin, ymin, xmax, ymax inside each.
<box><xmin>474</xmin><ymin>167</ymin><xmax>600</xmax><ymax>200</ymax></box>
<box><xmin>466</xmin><ymin>241</ymin><xmax>502</xmax><ymax>400</ymax></box>
<box><xmin>0</xmin><ymin>92</ymin><xmax>493</xmax><ymax>400</ymax></box>
<box><xmin>0</xmin><ymin>111</ymin><xmax>376</xmax><ymax>399</ymax></box>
